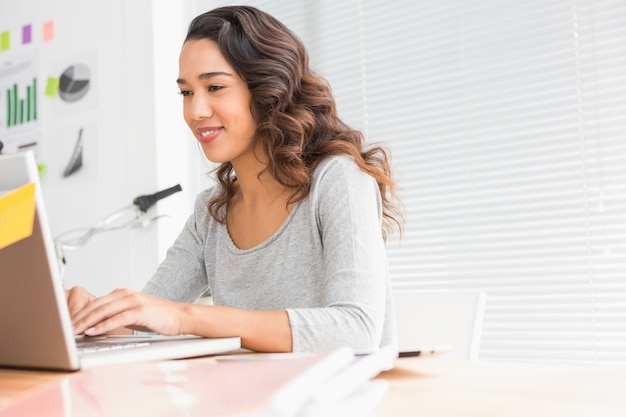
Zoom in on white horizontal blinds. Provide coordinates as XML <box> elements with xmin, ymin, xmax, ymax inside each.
<box><xmin>575</xmin><ymin>0</ymin><xmax>626</xmax><ymax>365</ymax></box>
<box><xmin>365</xmin><ymin>0</ymin><xmax>626</xmax><ymax>364</ymax></box>
<box><xmin>303</xmin><ymin>1</ymin><xmax>368</xmax><ymax>128</ymax></box>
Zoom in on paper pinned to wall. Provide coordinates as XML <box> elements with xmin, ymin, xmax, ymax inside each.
<box><xmin>43</xmin><ymin>20</ymin><xmax>54</xmax><ymax>42</ymax></box>
<box><xmin>0</xmin><ymin>31</ymin><xmax>9</xmax><ymax>51</ymax></box>
<box><xmin>22</xmin><ymin>24</ymin><xmax>32</xmax><ymax>45</ymax></box>
<box><xmin>0</xmin><ymin>51</ymin><xmax>41</xmax><ymax>140</ymax></box>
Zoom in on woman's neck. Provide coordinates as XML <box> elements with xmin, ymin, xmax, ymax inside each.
<box><xmin>230</xmin><ymin>153</ymin><xmax>289</xmax><ymax>208</ymax></box>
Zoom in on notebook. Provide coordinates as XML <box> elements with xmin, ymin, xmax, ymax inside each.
<box><xmin>0</xmin><ymin>150</ymin><xmax>240</xmax><ymax>371</ymax></box>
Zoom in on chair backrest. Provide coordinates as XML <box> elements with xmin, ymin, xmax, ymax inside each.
<box><xmin>392</xmin><ymin>289</ymin><xmax>486</xmax><ymax>360</ymax></box>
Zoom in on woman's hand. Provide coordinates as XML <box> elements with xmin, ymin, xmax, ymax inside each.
<box><xmin>70</xmin><ymin>288</ymin><xmax>293</xmax><ymax>352</ymax></box>
<box><xmin>70</xmin><ymin>288</ymin><xmax>185</xmax><ymax>337</ymax></box>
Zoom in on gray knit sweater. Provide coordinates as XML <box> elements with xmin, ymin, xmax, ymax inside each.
<box><xmin>143</xmin><ymin>155</ymin><xmax>397</xmax><ymax>353</ymax></box>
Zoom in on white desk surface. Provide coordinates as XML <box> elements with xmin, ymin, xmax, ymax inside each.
<box><xmin>0</xmin><ymin>355</ymin><xmax>624</xmax><ymax>416</ymax></box>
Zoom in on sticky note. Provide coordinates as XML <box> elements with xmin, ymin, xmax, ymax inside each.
<box><xmin>0</xmin><ymin>31</ymin><xmax>9</xmax><ymax>51</ymax></box>
<box><xmin>38</xmin><ymin>163</ymin><xmax>47</xmax><ymax>176</ymax></box>
<box><xmin>43</xmin><ymin>20</ymin><xmax>54</xmax><ymax>42</ymax></box>
<box><xmin>22</xmin><ymin>24</ymin><xmax>32</xmax><ymax>44</ymax></box>
<box><xmin>45</xmin><ymin>76</ymin><xmax>60</xmax><ymax>97</ymax></box>
<box><xmin>0</xmin><ymin>182</ymin><xmax>36</xmax><ymax>250</ymax></box>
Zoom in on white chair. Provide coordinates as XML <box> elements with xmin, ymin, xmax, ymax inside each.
<box><xmin>392</xmin><ymin>289</ymin><xmax>486</xmax><ymax>360</ymax></box>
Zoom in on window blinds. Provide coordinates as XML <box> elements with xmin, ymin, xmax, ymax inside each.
<box><xmin>197</xmin><ymin>0</ymin><xmax>626</xmax><ymax>365</ymax></box>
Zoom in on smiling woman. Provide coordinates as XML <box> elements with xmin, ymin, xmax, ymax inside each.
<box><xmin>66</xmin><ymin>5</ymin><xmax>403</xmax><ymax>355</ymax></box>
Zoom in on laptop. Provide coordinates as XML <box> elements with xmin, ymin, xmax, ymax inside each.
<box><xmin>0</xmin><ymin>150</ymin><xmax>240</xmax><ymax>371</ymax></box>
<box><xmin>393</xmin><ymin>289</ymin><xmax>486</xmax><ymax>359</ymax></box>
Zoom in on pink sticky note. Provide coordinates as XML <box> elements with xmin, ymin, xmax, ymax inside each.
<box><xmin>22</xmin><ymin>25</ymin><xmax>32</xmax><ymax>44</ymax></box>
<box><xmin>43</xmin><ymin>20</ymin><xmax>54</xmax><ymax>42</ymax></box>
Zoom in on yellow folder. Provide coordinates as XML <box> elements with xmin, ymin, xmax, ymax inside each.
<box><xmin>0</xmin><ymin>182</ymin><xmax>36</xmax><ymax>250</ymax></box>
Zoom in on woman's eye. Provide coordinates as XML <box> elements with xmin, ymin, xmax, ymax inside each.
<box><xmin>208</xmin><ymin>85</ymin><xmax>224</xmax><ymax>93</ymax></box>
<box><xmin>178</xmin><ymin>90</ymin><xmax>192</xmax><ymax>97</ymax></box>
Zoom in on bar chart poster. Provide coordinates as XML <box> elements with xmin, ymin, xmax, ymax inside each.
<box><xmin>0</xmin><ymin>52</ymin><xmax>41</xmax><ymax>137</ymax></box>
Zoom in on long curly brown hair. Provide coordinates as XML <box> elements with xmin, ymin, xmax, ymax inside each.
<box><xmin>185</xmin><ymin>6</ymin><xmax>402</xmax><ymax>239</ymax></box>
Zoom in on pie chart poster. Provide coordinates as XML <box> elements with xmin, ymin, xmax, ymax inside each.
<box><xmin>48</xmin><ymin>50</ymin><xmax>97</xmax><ymax>117</ymax></box>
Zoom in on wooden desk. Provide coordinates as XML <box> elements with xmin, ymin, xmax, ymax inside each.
<box><xmin>1</xmin><ymin>356</ymin><xmax>624</xmax><ymax>416</ymax></box>
<box><xmin>0</xmin><ymin>367</ymin><xmax>63</xmax><ymax>409</ymax></box>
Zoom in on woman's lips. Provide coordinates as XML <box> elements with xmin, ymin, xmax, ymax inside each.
<box><xmin>197</xmin><ymin>127</ymin><xmax>222</xmax><ymax>143</ymax></box>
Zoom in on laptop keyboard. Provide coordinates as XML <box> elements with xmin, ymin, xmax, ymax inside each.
<box><xmin>76</xmin><ymin>340</ymin><xmax>151</xmax><ymax>355</ymax></box>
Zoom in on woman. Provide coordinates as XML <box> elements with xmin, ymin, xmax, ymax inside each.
<box><xmin>68</xmin><ymin>5</ymin><xmax>402</xmax><ymax>353</ymax></box>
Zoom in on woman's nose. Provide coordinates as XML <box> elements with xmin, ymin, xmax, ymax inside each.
<box><xmin>188</xmin><ymin>93</ymin><xmax>213</xmax><ymax>120</ymax></box>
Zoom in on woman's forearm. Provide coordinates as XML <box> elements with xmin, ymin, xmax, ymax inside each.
<box><xmin>181</xmin><ymin>304</ymin><xmax>293</xmax><ymax>352</ymax></box>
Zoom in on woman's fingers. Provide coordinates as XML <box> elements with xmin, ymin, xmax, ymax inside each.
<box><xmin>71</xmin><ymin>289</ymin><xmax>182</xmax><ymax>336</ymax></box>
<box><xmin>71</xmin><ymin>288</ymin><xmax>137</xmax><ymax>335</ymax></box>
<box><xmin>83</xmin><ymin>309</ymin><xmax>136</xmax><ymax>336</ymax></box>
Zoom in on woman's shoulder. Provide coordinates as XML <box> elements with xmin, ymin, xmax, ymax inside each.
<box><xmin>312</xmin><ymin>154</ymin><xmax>373</xmax><ymax>187</ymax></box>
<box><xmin>190</xmin><ymin>184</ymin><xmax>220</xmax><ymax>222</ymax></box>
<box><xmin>309</xmin><ymin>155</ymin><xmax>378</xmax><ymax>205</ymax></box>
<box><xmin>312</xmin><ymin>154</ymin><xmax>360</xmax><ymax>179</ymax></box>
<box><xmin>192</xmin><ymin>184</ymin><xmax>218</xmax><ymax>206</ymax></box>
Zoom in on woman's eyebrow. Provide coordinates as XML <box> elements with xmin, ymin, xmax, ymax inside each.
<box><xmin>199</xmin><ymin>71</ymin><xmax>233</xmax><ymax>80</ymax></box>
<box><xmin>177</xmin><ymin>71</ymin><xmax>233</xmax><ymax>85</ymax></box>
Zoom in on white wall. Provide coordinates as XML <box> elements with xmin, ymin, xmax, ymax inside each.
<box><xmin>0</xmin><ymin>0</ymin><xmax>194</xmax><ymax>295</ymax></box>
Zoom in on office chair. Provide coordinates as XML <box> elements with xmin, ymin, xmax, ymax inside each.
<box><xmin>392</xmin><ymin>289</ymin><xmax>487</xmax><ymax>360</ymax></box>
